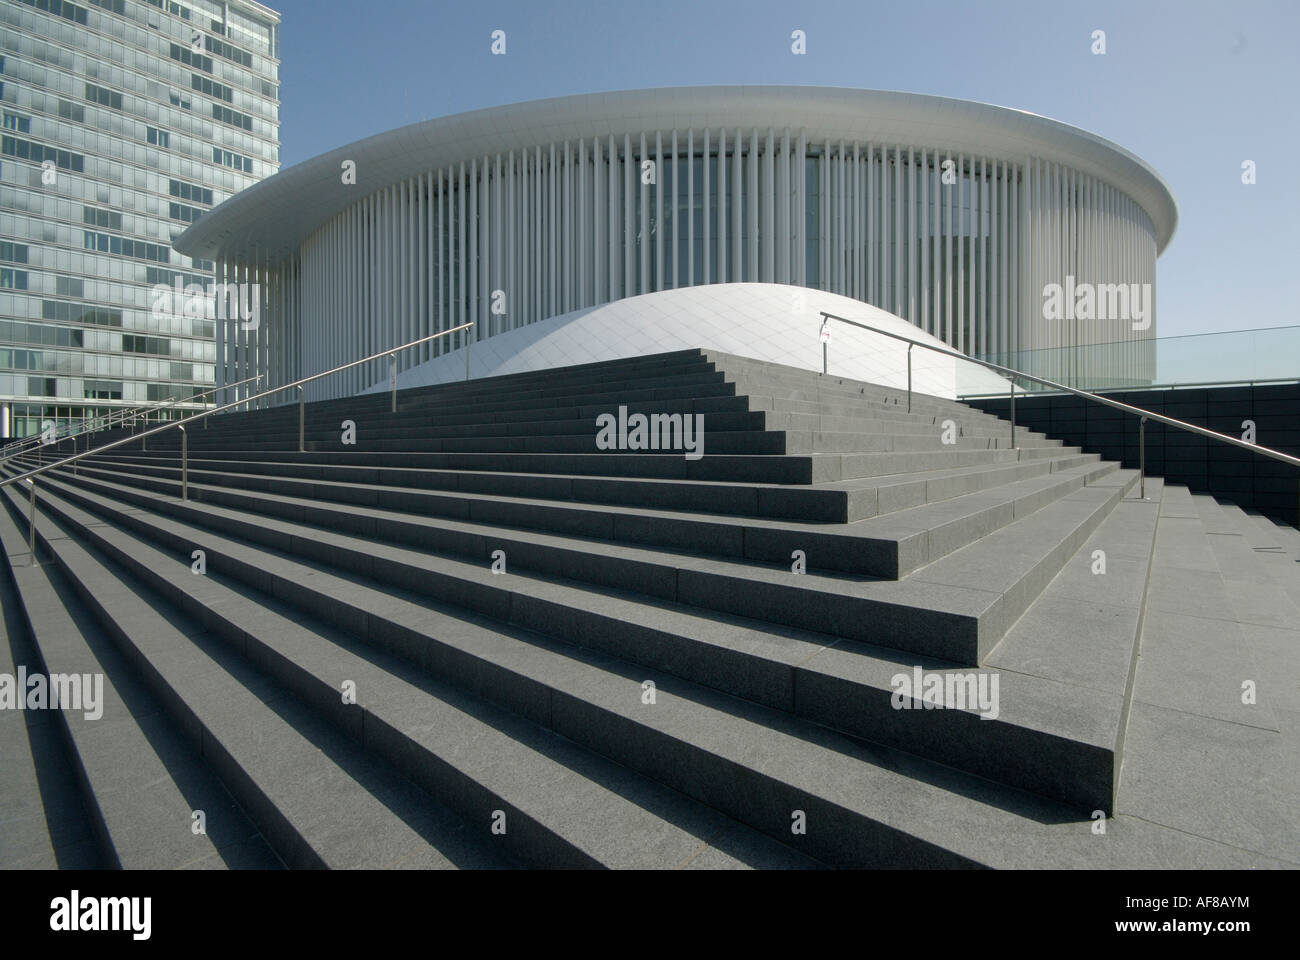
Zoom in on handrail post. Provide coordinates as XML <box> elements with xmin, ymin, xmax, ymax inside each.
<box><xmin>27</xmin><ymin>478</ymin><xmax>36</xmax><ymax>565</ymax></box>
<box><xmin>1139</xmin><ymin>416</ymin><xmax>1147</xmax><ymax>500</ymax></box>
<box><xmin>465</xmin><ymin>330</ymin><xmax>473</xmax><ymax>381</ymax></box>
<box><xmin>390</xmin><ymin>352</ymin><xmax>398</xmax><ymax>412</ymax></box>
<box><xmin>297</xmin><ymin>385</ymin><xmax>305</xmax><ymax>452</ymax></box>
<box><xmin>1009</xmin><ymin>379</ymin><xmax>1016</xmax><ymax>449</ymax></box>
<box><xmin>0</xmin><ymin>323</ymin><xmax>511</xmax><ymax>497</ymax></box>
<box><xmin>907</xmin><ymin>342</ymin><xmax>913</xmax><ymax>413</ymax></box>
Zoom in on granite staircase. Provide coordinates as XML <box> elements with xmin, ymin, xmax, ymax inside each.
<box><xmin>3</xmin><ymin>349</ymin><xmax>1293</xmax><ymax>869</ymax></box>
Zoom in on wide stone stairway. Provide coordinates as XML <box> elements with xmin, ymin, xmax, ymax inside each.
<box><xmin>2</xmin><ymin>349</ymin><xmax>1295</xmax><ymax>868</ymax></box>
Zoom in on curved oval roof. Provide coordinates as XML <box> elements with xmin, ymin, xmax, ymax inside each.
<box><xmin>177</xmin><ymin>85</ymin><xmax>1178</xmax><ymax>261</ymax></box>
<box><xmin>361</xmin><ymin>282</ymin><xmax>1003</xmax><ymax>402</ymax></box>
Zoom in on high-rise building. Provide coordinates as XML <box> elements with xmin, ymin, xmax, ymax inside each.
<box><xmin>0</xmin><ymin>0</ymin><xmax>280</xmax><ymax>440</ymax></box>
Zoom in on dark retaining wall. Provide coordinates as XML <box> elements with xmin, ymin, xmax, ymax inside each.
<box><xmin>970</xmin><ymin>383</ymin><xmax>1300</xmax><ymax>528</ymax></box>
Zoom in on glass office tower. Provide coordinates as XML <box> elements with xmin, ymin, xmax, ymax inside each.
<box><xmin>0</xmin><ymin>0</ymin><xmax>279</xmax><ymax>439</ymax></box>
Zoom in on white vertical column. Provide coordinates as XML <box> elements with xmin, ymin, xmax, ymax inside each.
<box><xmin>401</xmin><ymin>178</ymin><xmax>410</xmax><ymax>358</ymax></box>
<box><xmin>336</xmin><ymin>218</ymin><xmax>344</xmax><ymax>392</ymax></box>
<box><xmin>593</xmin><ymin>138</ymin><xmax>603</xmax><ymax>305</ymax></box>
<box><xmin>408</xmin><ymin>177</ymin><xmax>416</xmax><ymax>357</ymax></box>
<box><xmin>920</xmin><ymin>148</ymin><xmax>929</xmax><ymax>334</ymax></box>
<box><xmin>506</xmin><ymin>158</ymin><xmax>512</xmax><ymax>336</ymax></box>
<box><xmin>688</xmin><ymin>129</ymin><xmax>695</xmax><ymax>286</ymax></box>
<box><xmin>1034</xmin><ymin>158</ymin><xmax>1043</xmax><ymax>357</ymax></box>
<box><xmin>1053</xmin><ymin>162</ymin><xmax>1062</xmax><ymax>367</ymax></box>
<box><xmin>944</xmin><ymin>151</ymin><xmax>953</xmax><ymax>346</ymax></box>
<box><xmin>362</xmin><ymin>197</ymin><xmax>371</xmax><ymax>386</ymax></box>
<box><xmin>1036</xmin><ymin>158</ymin><xmax>1044</xmax><ymax>356</ymax></box>
<box><xmin>982</xmin><ymin>162</ymin><xmax>991</xmax><ymax>358</ymax></box>
<box><xmin>977</xmin><ymin>158</ymin><xmax>982</xmax><ymax>356</ymax></box>
<box><xmin>470</xmin><ymin>159</ymin><xmax>480</xmax><ymax>340</ymax></box>
<box><xmin>483</xmin><ymin>161</ymin><xmax>492</xmax><ymax>338</ymax></box>
<box><xmin>435</xmin><ymin>170</ymin><xmax>443</xmax><ymax>356</ymax></box>
<box><xmin>657</xmin><ymin>131</ymin><xmax>666</xmax><ymax>292</ymax></box>
<box><xmin>989</xmin><ymin>159</ymin><xmax>998</xmax><ymax>359</ymax></box>
<box><xmin>1090</xmin><ymin>172</ymin><xmax>1099</xmax><ymax>373</ymax></box>
<box><xmin>347</xmin><ymin>208</ymin><xmax>355</xmax><ymax>387</ymax></box>
<box><xmin>717</xmin><ymin>129</ymin><xmax>727</xmax><ymax>282</ymax></box>
<box><xmin>521</xmin><ymin>150</ymin><xmax>528</xmax><ymax>328</ymax></box>
<box><xmin>790</xmin><ymin>126</ymin><xmax>800</xmax><ymax>287</ymax></box>
<box><xmin>1010</xmin><ymin>161</ymin><xmax>1019</xmax><ymax>363</ymax></box>
<box><xmin>748</xmin><ymin>129</ymin><xmax>759</xmax><ymax>281</ymax></box>
<box><xmin>998</xmin><ymin>161</ymin><xmax>1007</xmax><ymax>363</ymax></box>
<box><xmin>1070</xmin><ymin>165</ymin><xmax>1078</xmax><ymax>375</ymax></box>
<box><xmin>979</xmin><ymin>157</ymin><xmax>988</xmax><ymax>356</ymax></box>
<box><xmin>377</xmin><ymin>188</ymin><xmax>387</xmax><ymax>372</ymax></box>
<box><xmin>762</xmin><ymin>127</ymin><xmax>775</xmax><ymax>283</ymax></box>
<box><xmin>625</xmin><ymin>134</ymin><xmax>634</xmax><ymax>296</ymax></box>
<box><xmin>374</xmin><ymin>189</ymin><xmax>383</xmax><ymax>380</ymax></box>
<box><xmin>415</xmin><ymin>176</ymin><xmax>424</xmax><ymax>365</ymax></box>
<box><xmin>702</xmin><ymin>129</ymin><xmax>710</xmax><ymax>284</ymax></box>
<box><xmin>852</xmin><ymin>142</ymin><xmax>861</xmax><ymax>301</ymax></box>
<box><xmin>885</xmin><ymin>143</ymin><xmax>893</xmax><ymax>307</ymax></box>
<box><xmin>421</xmin><ymin>173</ymin><xmax>431</xmax><ymax>360</ymax></box>
<box><xmin>377</xmin><ymin>186</ymin><xmax>384</xmax><ymax>366</ymax></box>
<box><xmin>1007</xmin><ymin>159</ymin><xmax>1015</xmax><ymax>361</ymax></box>
<box><xmin>732</xmin><ymin>131</ymin><xmax>742</xmax><ymax>279</ymax></box>
<box><xmin>820</xmin><ymin>144</ymin><xmax>829</xmax><ymax>292</ymax></box>
<box><xmin>548</xmin><ymin>144</ymin><xmax>557</xmax><ymax>315</ymax></box>
<box><xmin>835</xmin><ymin>141</ymin><xmax>845</xmax><ymax>294</ymax></box>
<box><xmin>893</xmin><ymin>145</ymin><xmax>902</xmax><ymax>317</ymax></box>
<box><xmin>523</xmin><ymin>146</ymin><xmax>530</xmax><ymax>317</ymax></box>
<box><xmin>639</xmin><ymin>133</ymin><xmax>649</xmax><ymax>294</ymax></box>
<box><xmin>523</xmin><ymin>149</ymin><xmax>530</xmax><ymax>325</ymax></box>
<box><xmin>934</xmin><ymin>153</ymin><xmax>942</xmax><ymax>342</ymax></box>
<box><xmin>606</xmin><ymin>136</ymin><xmax>616</xmax><ymax>302</ymax></box>
<box><xmin>456</xmin><ymin>163</ymin><xmax>465</xmax><ymax>346</ymax></box>
<box><xmin>445</xmin><ymin>165</ymin><xmax>453</xmax><ymax>348</ymax></box>
<box><xmin>562</xmin><ymin>141</ymin><xmax>571</xmax><ymax>313</ymax></box>
<box><xmin>522</xmin><ymin>151</ymin><xmax>530</xmax><ymax>324</ymax></box>
<box><xmin>867</xmin><ymin>144</ymin><xmax>875</xmax><ymax>304</ymax></box>
<box><xmin>669</xmin><ymin>130</ymin><xmax>678</xmax><ymax>288</ymax></box>
<box><xmin>956</xmin><ymin>154</ymin><xmax>966</xmax><ymax>353</ymax></box>
<box><xmin>393</xmin><ymin>183</ymin><xmax>402</xmax><ymax>363</ymax></box>
<box><xmin>579</xmin><ymin>137</ymin><xmax>590</xmax><ymax>306</ymax></box>
<box><xmin>906</xmin><ymin>147</ymin><xmax>915</xmax><ymax>325</ymax></box>
<box><xmin>777</xmin><ymin>128</ymin><xmax>789</xmax><ymax>284</ymax></box>
<box><xmin>381</xmin><ymin>186</ymin><xmax>390</xmax><ymax>367</ymax></box>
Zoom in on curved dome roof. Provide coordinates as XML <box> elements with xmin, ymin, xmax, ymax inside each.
<box><xmin>358</xmin><ymin>283</ymin><xmax>1009</xmax><ymax>403</ymax></box>
<box><xmin>176</xmin><ymin>85</ymin><xmax>1178</xmax><ymax>262</ymax></box>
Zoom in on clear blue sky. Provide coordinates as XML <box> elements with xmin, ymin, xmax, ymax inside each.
<box><xmin>269</xmin><ymin>0</ymin><xmax>1298</xmax><ymax>338</ymax></box>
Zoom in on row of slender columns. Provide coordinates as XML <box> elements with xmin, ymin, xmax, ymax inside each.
<box><xmin>214</xmin><ymin>136</ymin><xmax>1159</xmax><ymax>401</ymax></box>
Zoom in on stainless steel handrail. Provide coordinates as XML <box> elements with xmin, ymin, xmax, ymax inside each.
<box><xmin>0</xmin><ymin>322</ymin><xmax>474</xmax><ymax>563</ymax></box>
<box><xmin>819</xmin><ymin>311</ymin><xmax>1300</xmax><ymax>509</ymax></box>
<box><xmin>0</xmin><ymin>373</ymin><xmax>263</xmax><ymax>463</ymax></box>
<box><xmin>1</xmin><ymin>321</ymin><xmax>475</xmax><ymax>485</ymax></box>
<box><xmin>960</xmin><ymin>375</ymin><xmax>1300</xmax><ymax>397</ymax></box>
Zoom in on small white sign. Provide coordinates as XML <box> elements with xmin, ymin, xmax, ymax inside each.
<box><xmin>819</xmin><ymin>326</ymin><xmax>831</xmax><ymax>343</ymax></box>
